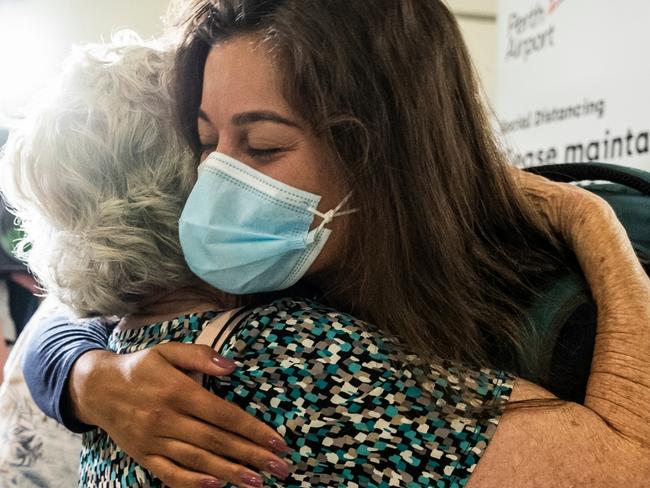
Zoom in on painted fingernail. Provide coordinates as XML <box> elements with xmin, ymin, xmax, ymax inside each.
<box><xmin>199</xmin><ymin>479</ymin><xmax>224</xmax><ymax>488</ymax></box>
<box><xmin>212</xmin><ymin>355</ymin><xmax>236</xmax><ymax>369</ymax></box>
<box><xmin>268</xmin><ymin>437</ymin><xmax>289</xmax><ymax>453</ymax></box>
<box><xmin>265</xmin><ymin>459</ymin><xmax>290</xmax><ymax>479</ymax></box>
<box><xmin>240</xmin><ymin>472</ymin><xmax>263</xmax><ymax>487</ymax></box>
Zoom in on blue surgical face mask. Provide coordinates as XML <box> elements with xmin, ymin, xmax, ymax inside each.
<box><xmin>178</xmin><ymin>152</ymin><xmax>357</xmax><ymax>294</ymax></box>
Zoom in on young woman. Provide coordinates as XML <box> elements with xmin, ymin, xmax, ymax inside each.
<box><xmin>14</xmin><ymin>1</ymin><xmax>650</xmax><ymax>486</ymax></box>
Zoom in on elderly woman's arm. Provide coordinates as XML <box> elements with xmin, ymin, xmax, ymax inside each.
<box><xmin>469</xmin><ymin>192</ymin><xmax>650</xmax><ymax>486</ymax></box>
<box><xmin>21</xmin><ymin>314</ymin><xmax>111</xmax><ymax>431</ymax></box>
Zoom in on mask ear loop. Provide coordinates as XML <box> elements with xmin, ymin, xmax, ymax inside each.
<box><xmin>308</xmin><ymin>192</ymin><xmax>359</xmax><ymax>233</ymax></box>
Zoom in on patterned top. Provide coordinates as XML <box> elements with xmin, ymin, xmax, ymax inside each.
<box><xmin>79</xmin><ymin>298</ymin><xmax>515</xmax><ymax>487</ymax></box>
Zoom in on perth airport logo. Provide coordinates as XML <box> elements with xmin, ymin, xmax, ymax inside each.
<box><xmin>505</xmin><ymin>0</ymin><xmax>564</xmax><ymax>62</ymax></box>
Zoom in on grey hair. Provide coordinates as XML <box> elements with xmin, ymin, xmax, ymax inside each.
<box><xmin>0</xmin><ymin>34</ymin><xmax>199</xmax><ymax>316</ymax></box>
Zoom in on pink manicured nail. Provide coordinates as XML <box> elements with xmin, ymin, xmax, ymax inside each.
<box><xmin>265</xmin><ymin>459</ymin><xmax>290</xmax><ymax>479</ymax></box>
<box><xmin>199</xmin><ymin>479</ymin><xmax>224</xmax><ymax>488</ymax></box>
<box><xmin>240</xmin><ymin>472</ymin><xmax>263</xmax><ymax>487</ymax></box>
<box><xmin>268</xmin><ymin>437</ymin><xmax>289</xmax><ymax>453</ymax></box>
<box><xmin>212</xmin><ymin>355</ymin><xmax>236</xmax><ymax>369</ymax></box>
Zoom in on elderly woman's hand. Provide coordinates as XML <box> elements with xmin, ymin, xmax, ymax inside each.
<box><xmin>511</xmin><ymin>166</ymin><xmax>646</xmax><ymax>306</ymax></box>
<box><xmin>68</xmin><ymin>343</ymin><xmax>290</xmax><ymax>488</ymax></box>
<box><xmin>510</xmin><ymin>166</ymin><xmax>617</xmax><ymax>248</ymax></box>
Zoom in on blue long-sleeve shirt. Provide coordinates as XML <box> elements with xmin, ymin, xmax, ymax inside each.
<box><xmin>22</xmin><ymin>314</ymin><xmax>112</xmax><ymax>432</ymax></box>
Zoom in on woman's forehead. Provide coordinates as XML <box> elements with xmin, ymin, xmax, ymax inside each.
<box><xmin>200</xmin><ymin>37</ymin><xmax>291</xmax><ymax>123</ymax></box>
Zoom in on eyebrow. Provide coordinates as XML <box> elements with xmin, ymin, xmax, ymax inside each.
<box><xmin>197</xmin><ymin>109</ymin><xmax>301</xmax><ymax>129</ymax></box>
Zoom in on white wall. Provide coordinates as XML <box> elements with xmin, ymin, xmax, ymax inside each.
<box><xmin>39</xmin><ymin>0</ymin><xmax>171</xmax><ymax>42</ymax></box>
<box><xmin>446</xmin><ymin>0</ymin><xmax>499</xmax><ymax>104</ymax></box>
<box><xmin>0</xmin><ymin>0</ymin><xmax>171</xmax><ymax>121</ymax></box>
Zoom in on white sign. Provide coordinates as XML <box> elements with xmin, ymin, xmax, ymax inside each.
<box><xmin>495</xmin><ymin>0</ymin><xmax>650</xmax><ymax>170</ymax></box>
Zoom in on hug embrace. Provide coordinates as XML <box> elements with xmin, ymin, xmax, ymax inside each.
<box><xmin>1</xmin><ymin>1</ymin><xmax>649</xmax><ymax>487</ymax></box>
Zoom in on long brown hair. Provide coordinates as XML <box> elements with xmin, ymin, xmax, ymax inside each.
<box><xmin>172</xmin><ymin>0</ymin><xmax>576</xmax><ymax>381</ymax></box>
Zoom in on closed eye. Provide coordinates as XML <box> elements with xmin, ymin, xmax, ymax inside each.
<box><xmin>246</xmin><ymin>146</ymin><xmax>290</xmax><ymax>162</ymax></box>
<box><xmin>247</xmin><ymin>146</ymin><xmax>284</xmax><ymax>156</ymax></box>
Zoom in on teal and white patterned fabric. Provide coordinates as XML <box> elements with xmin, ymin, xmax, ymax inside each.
<box><xmin>80</xmin><ymin>298</ymin><xmax>514</xmax><ymax>487</ymax></box>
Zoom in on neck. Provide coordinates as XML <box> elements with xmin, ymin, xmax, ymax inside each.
<box><xmin>306</xmin><ymin>266</ymin><xmax>354</xmax><ymax>310</ymax></box>
<box><xmin>119</xmin><ymin>284</ymin><xmax>236</xmax><ymax>330</ymax></box>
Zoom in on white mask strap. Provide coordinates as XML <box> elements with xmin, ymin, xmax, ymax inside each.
<box><xmin>308</xmin><ymin>192</ymin><xmax>359</xmax><ymax>233</ymax></box>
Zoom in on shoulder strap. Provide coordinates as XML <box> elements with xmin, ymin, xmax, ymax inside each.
<box><xmin>189</xmin><ymin>306</ymin><xmax>250</xmax><ymax>384</ymax></box>
<box><xmin>196</xmin><ymin>306</ymin><xmax>251</xmax><ymax>352</ymax></box>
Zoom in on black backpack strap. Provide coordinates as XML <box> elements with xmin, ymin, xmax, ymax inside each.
<box><xmin>525</xmin><ymin>162</ymin><xmax>650</xmax><ymax>195</ymax></box>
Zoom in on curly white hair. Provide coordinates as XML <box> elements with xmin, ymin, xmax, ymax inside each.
<box><xmin>0</xmin><ymin>34</ymin><xmax>199</xmax><ymax>316</ymax></box>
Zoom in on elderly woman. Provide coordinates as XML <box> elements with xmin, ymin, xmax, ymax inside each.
<box><xmin>7</xmin><ymin>2</ymin><xmax>650</xmax><ymax>487</ymax></box>
<box><xmin>1</xmin><ymin>39</ymin><xmax>268</xmax><ymax>485</ymax></box>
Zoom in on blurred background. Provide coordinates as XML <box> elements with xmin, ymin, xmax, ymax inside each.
<box><xmin>0</xmin><ymin>0</ymin><xmax>179</xmax><ymax>124</ymax></box>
